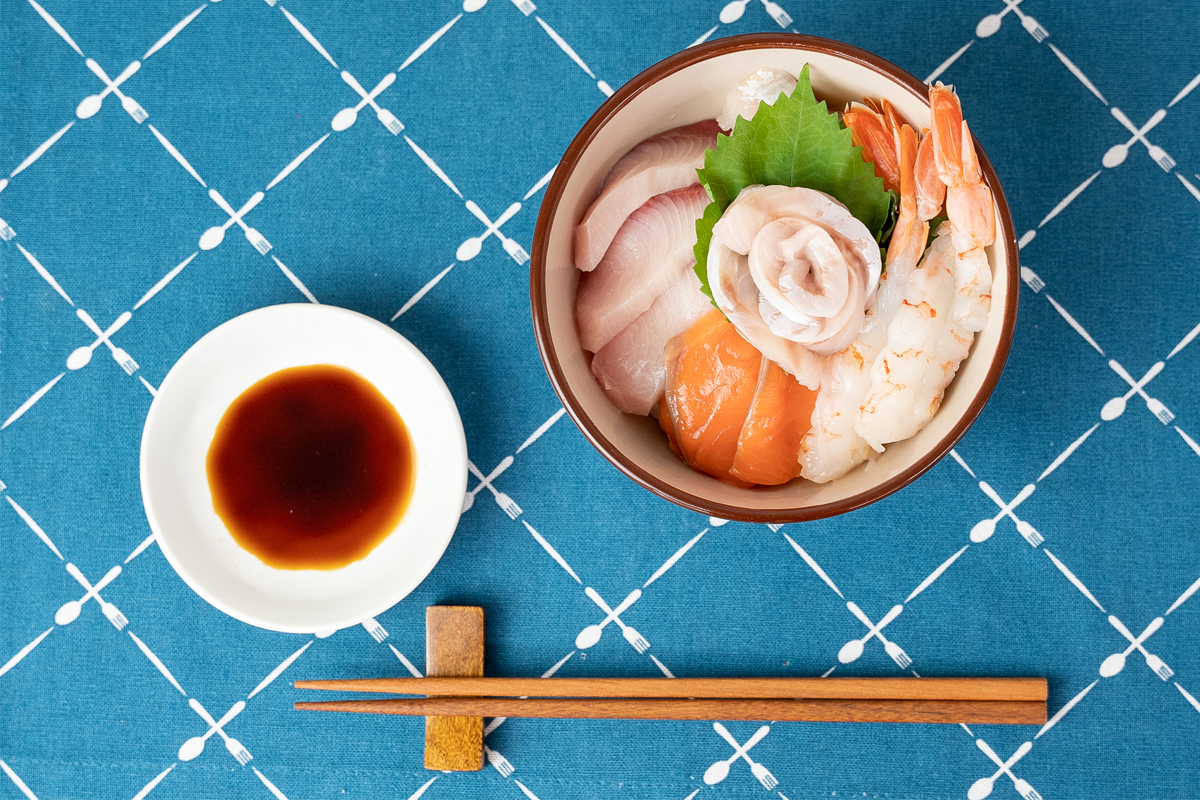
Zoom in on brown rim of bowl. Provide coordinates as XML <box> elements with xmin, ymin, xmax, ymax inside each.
<box><xmin>530</xmin><ymin>32</ymin><xmax>1019</xmax><ymax>524</ymax></box>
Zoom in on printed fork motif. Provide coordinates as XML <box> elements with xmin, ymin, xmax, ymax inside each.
<box><xmin>188</xmin><ymin>699</ymin><xmax>253</xmax><ymax>765</ymax></box>
<box><xmin>887</xmin><ymin>642</ymin><xmax>913</xmax><ymax>670</ymax></box>
<box><xmin>623</xmin><ymin>625</ymin><xmax>651</xmax><ymax>653</ymax></box>
<box><xmin>1109</xmin><ymin>616</ymin><xmax>1174</xmax><ymax>681</ymax></box>
<box><xmin>111</xmin><ymin>346</ymin><xmax>138</xmax><ymax>375</ymax></box>
<box><xmin>761</xmin><ymin>0</ymin><xmax>791</xmax><ymax>27</ymax></box>
<box><xmin>76</xmin><ymin>309</ymin><xmax>139</xmax><ymax>375</ymax></box>
<box><xmin>1022</xmin><ymin>14</ymin><xmax>1047</xmax><ymax>41</ymax></box>
<box><xmin>101</xmin><ymin>600</ymin><xmax>129</xmax><ymax>630</ymax></box>
<box><xmin>753</xmin><ymin>761</ymin><xmax>779</xmax><ymax>791</ymax></box>
<box><xmin>228</xmin><ymin>737</ymin><xmax>253</xmax><ymax>765</ymax></box>
<box><xmin>1109</xmin><ymin>360</ymin><xmax>1173</xmax><ymax>425</ymax></box>
<box><xmin>485</xmin><ymin>746</ymin><xmax>515</xmax><ymax>777</ymax></box>
<box><xmin>1018</xmin><ymin>524</ymin><xmax>1045</xmax><ymax>548</ymax></box>
<box><xmin>1020</xmin><ymin>266</ymin><xmax>1045</xmax><ymax>292</ymax></box>
<box><xmin>1151</xmin><ymin>147</ymin><xmax>1176</xmax><ymax>172</ymax></box>
<box><xmin>250</xmin><ymin>232</ymin><xmax>272</xmax><ymax>255</ymax></box>
<box><xmin>502</xmin><ymin>236</ymin><xmax>531</xmax><ymax>265</ymax></box>
<box><xmin>467</xmin><ymin>459</ymin><xmax>522</xmax><ymax>518</ymax></box>
<box><xmin>362</xmin><ymin>618</ymin><xmax>388</xmax><ymax>643</ymax></box>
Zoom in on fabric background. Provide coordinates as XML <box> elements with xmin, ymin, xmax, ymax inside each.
<box><xmin>2</xmin><ymin>1</ymin><xmax>1200</xmax><ymax>798</ymax></box>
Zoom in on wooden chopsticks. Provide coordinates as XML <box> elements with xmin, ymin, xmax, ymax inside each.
<box><xmin>293</xmin><ymin>677</ymin><xmax>1047</xmax><ymax>725</ymax></box>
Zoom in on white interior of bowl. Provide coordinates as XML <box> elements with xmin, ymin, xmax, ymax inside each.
<box><xmin>544</xmin><ymin>46</ymin><xmax>1011</xmax><ymax>513</ymax></box>
<box><xmin>141</xmin><ymin>304</ymin><xmax>467</xmax><ymax>632</ymax></box>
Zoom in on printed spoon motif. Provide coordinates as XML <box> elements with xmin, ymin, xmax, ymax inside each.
<box><xmin>718</xmin><ymin>0</ymin><xmax>749</xmax><ymax>23</ymax></box>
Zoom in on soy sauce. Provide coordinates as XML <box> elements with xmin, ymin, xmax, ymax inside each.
<box><xmin>207</xmin><ymin>365</ymin><xmax>414</xmax><ymax>570</ymax></box>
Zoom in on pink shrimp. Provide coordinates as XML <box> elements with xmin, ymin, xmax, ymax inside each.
<box><xmin>843</xmin><ymin>101</ymin><xmax>901</xmax><ymax>193</ymax></box>
<box><xmin>930</xmin><ymin>83</ymin><xmax>994</xmax><ymax>332</ymax></box>
<box><xmin>855</xmin><ymin>86</ymin><xmax>991</xmax><ymax>450</ymax></box>
<box><xmin>930</xmin><ymin>83</ymin><xmax>995</xmax><ymax>256</ymax></box>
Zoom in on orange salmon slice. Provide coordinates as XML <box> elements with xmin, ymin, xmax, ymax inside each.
<box><xmin>664</xmin><ymin>310</ymin><xmax>762</xmax><ymax>486</ymax></box>
<box><xmin>730</xmin><ymin>359</ymin><xmax>818</xmax><ymax>485</ymax></box>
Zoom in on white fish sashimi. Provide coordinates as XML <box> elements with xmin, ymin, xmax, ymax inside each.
<box><xmin>576</xmin><ymin>183</ymin><xmax>710</xmax><ymax>353</ymax></box>
<box><xmin>574</xmin><ymin>120</ymin><xmax>720</xmax><ymax>273</ymax></box>
<box><xmin>706</xmin><ymin>185</ymin><xmax>882</xmax><ymax>389</ymax></box>
<box><xmin>590</xmin><ymin>269</ymin><xmax>713</xmax><ymax>415</ymax></box>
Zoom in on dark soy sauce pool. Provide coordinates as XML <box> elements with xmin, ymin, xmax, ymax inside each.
<box><xmin>207</xmin><ymin>365</ymin><xmax>414</xmax><ymax>570</ymax></box>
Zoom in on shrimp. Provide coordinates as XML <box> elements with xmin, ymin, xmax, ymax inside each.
<box><xmin>855</xmin><ymin>84</ymin><xmax>993</xmax><ymax>450</ymax></box>
<box><xmin>876</xmin><ymin>122</ymin><xmax>929</xmax><ymax>315</ymax></box>
<box><xmin>804</xmin><ymin>104</ymin><xmax>942</xmax><ymax>479</ymax></box>
<box><xmin>855</xmin><ymin>231</ymin><xmax>958</xmax><ymax>450</ymax></box>
<box><xmin>929</xmin><ymin>82</ymin><xmax>994</xmax><ymax>332</ymax></box>
<box><xmin>843</xmin><ymin>101</ymin><xmax>901</xmax><ymax>193</ymax></box>
<box><xmin>914</xmin><ymin>129</ymin><xmax>945</xmax><ymax>223</ymax></box>
<box><xmin>799</xmin><ymin>314</ymin><xmax>885</xmax><ymax>483</ymax></box>
<box><xmin>844</xmin><ymin>104</ymin><xmax>943</xmax><ymax>315</ymax></box>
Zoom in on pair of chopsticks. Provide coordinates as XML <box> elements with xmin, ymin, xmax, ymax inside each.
<box><xmin>294</xmin><ymin>677</ymin><xmax>1047</xmax><ymax>725</ymax></box>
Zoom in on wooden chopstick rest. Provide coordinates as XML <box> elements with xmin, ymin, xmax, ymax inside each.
<box><xmin>423</xmin><ymin>606</ymin><xmax>484</xmax><ymax>771</ymax></box>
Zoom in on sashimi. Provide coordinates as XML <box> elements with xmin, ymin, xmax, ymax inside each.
<box><xmin>574</xmin><ymin>120</ymin><xmax>720</xmax><ymax>272</ymax></box>
<box><xmin>576</xmin><ymin>183</ymin><xmax>710</xmax><ymax>353</ymax></box>
<box><xmin>730</xmin><ymin>360</ymin><xmax>817</xmax><ymax>485</ymax></box>
<box><xmin>663</xmin><ymin>310</ymin><xmax>761</xmax><ymax>485</ymax></box>
<box><xmin>706</xmin><ymin>184</ymin><xmax>882</xmax><ymax>389</ymax></box>
<box><xmin>590</xmin><ymin>269</ymin><xmax>713</xmax><ymax>415</ymax></box>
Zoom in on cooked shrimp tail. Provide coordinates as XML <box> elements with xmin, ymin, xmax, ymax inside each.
<box><xmin>884</xmin><ymin>123</ymin><xmax>928</xmax><ymax>279</ymax></box>
<box><xmin>914</xmin><ymin>130</ymin><xmax>944</xmax><ymax>222</ymax></box>
<box><xmin>930</xmin><ymin>84</ymin><xmax>995</xmax><ymax>255</ymax></box>
<box><xmin>843</xmin><ymin>101</ymin><xmax>901</xmax><ymax>193</ymax></box>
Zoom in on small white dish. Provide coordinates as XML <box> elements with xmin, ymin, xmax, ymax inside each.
<box><xmin>140</xmin><ymin>304</ymin><xmax>467</xmax><ymax>633</ymax></box>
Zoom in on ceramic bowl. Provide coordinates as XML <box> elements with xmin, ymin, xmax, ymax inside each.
<box><xmin>530</xmin><ymin>33</ymin><xmax>1018</xmax><ymax>523</ymax></box>
<box><xmin>140</xmin><ymin>304</ymin><xmax>466</xmax><ymax>633</ymax></box>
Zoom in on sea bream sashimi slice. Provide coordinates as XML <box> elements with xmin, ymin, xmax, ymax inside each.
<box><xmin>574</xmin><ymin>120</ymin><xmax>720</xmax><ymax>273</ymax></box>
<box><xmin>590</xmin><ymin>268</ymin><xmax>713</xmax><ymax>415</ymax></box>
<box><xmin>575</xmin><ymin>183</ymin><xmax>710</xmax><ymax>353</ymax></box>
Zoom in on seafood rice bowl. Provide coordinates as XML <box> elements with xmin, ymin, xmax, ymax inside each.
<box><xmin>531</xmin><ymin>35</ymin><xmax>1018</xmax><ymax>522</ymax></box>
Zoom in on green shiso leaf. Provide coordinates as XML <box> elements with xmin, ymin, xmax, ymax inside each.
<box><xmin>925</xmin><ymin>212</ymin><xmax>949</xmax><ymax>248</ymax></box>
<box><xmin>693</xmin><ymin>197</ymin><xmax>723</xmax><ymax>301</ymax></box>
<box><xmin>693</xmin><ymin>64</ymin><xmax>892</xmax><ymax>302</ymax></box>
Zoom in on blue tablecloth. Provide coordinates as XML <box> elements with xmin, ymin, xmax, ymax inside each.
<box><xmin>3</xmin><ymin>1</ymin><xmax>1200</xmax><ymax>798</ymax></box>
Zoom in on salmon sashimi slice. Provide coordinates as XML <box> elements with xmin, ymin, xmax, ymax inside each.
<box><xmin>574</xmin><ymin>120</ymin><xmax>720</xmax><ymax>273</ymax></box>
<box><xmin>664</xmin><ymin>309</ymin><xmax>763</xmax><ymax>484</ymax></box>
<box><xmin>590</xmin><ymin>268</ymin><xmax>714</xmax><ymax>415</ymax></box>
<box><xmin>730</xmin><ymin>359</ymin><xmax>818</xmax><ymax>485</ymax></box>
<box><xmin>576</xmin><ymin>183</ymin><xmax>710</xmax><ymax>353</ymax></box>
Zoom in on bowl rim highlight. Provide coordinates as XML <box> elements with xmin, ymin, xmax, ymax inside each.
<box><xmin>529</xmin><ymin>33</ymin><xmax>1019</xmax><ymax>523</ymax></box>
